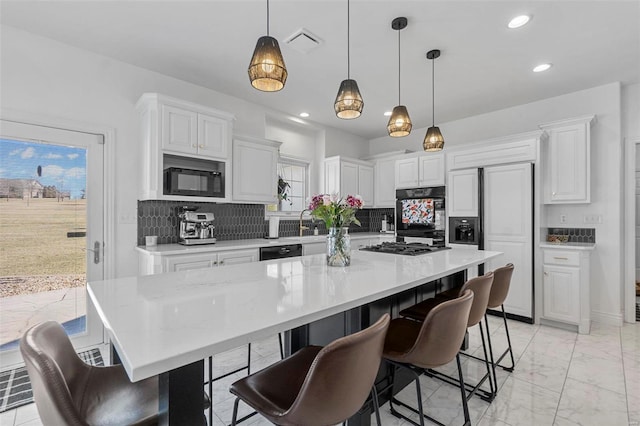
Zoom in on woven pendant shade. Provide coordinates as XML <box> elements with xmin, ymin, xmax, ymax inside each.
<box><xmin>248</xmin><ymin>36</ymin><xmax>287</xmax><ymax>92</ymax></box>
<box><xmin>334</xmin><ymin>79</ymin><xmax>364</xmax><ymax>119</ymax></box>
<box><xmin>423</xmin><ymin>126</ymin><xmax>445</xmax><ymax>151</ymax></box>
<box><xmin>387</xmin><ymin>105</ymin><xmax>412</xmax><ymax>137</ymax></box>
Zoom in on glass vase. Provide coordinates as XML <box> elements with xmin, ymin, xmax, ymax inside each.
<box><xmin>326</xmin><ymin>227</ymin><xmax>351</xmax><ymax>267</ymax></box>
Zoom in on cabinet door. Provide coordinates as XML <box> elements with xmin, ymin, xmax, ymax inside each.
<box><xmin>358</xmin><ymin>165</ymin><xmax>374</xmax><ymax>206</ymax></box>
<box><xmin>374</xmin><ymin>158</ymin><xmax>397</xmax><ymax>207</ymax></box>
<box><xmin>197</xmin><ymin>114</ymin><xmax>229</xmax><ymax>159</ymax></box>
<box><xmin>546</xmin><ymin>125</ymin><xmax>589</xmax><ymax>203</ymax></box>
<box><xmin>419</xmin><ymin>154</ymin><xmax>445</xmax><ymax>186</ymax></box>
<box><xmin>340</xmin><ymin>162</ymin><xmax>359</xmax><ymax>197</ymax></box>
<box><xmin>543</xmin><ymin>265</ymin><xmax>580</xmax><ymax>323</ymax></box>
<box><xmin>448</xmin><ymin>169</ymin><xmax>478</xmax><ymax>217</ymax></box>
<box><xmin>165</xmin><ymin>254</ymin><xmax>215</xmax><ymax>272</ymax></box>
<box><xmin>161</xmin><ymin>105</ymin><xmax>197</xmax><ymax>154</ymax></box>
<box><xmin>232</xmin><ymin>139</ymin><xmax>278</xmax><ymax>203</ymax></box>
<box><xmin>324</xmin><ymin>159</ymin><xmax>340</xmax><ymax>195</ymax></box>
<box><xmin>395</xmin><ymin>157</ymin><xmax>419</xmax><ymax>189</ymax></box>
<box><xmin>217</xmin><ymin>249</ymin><xmax>259</xmax><ymax>266</ymax></box>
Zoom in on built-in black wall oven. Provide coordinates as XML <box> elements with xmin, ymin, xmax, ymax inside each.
<box><xmin>395</xmin><ymin>186</ymin><xmax>446</xmax><ymax>246</ymax></box>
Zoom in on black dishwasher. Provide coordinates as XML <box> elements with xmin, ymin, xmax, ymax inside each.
<box><xmin>259</xmin><ymin>244</ymin><xmax>303</xmax><ymax>261</ymax></box>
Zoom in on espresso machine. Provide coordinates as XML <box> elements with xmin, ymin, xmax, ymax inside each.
<box><xmin>179</xmin><ymin>208</ymin><xmax>216</xmax><ymax>245</ymax></box>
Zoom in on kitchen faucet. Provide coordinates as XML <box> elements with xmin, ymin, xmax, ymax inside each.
<box><xmin>299</xmin><ymin>209</ymin><xmax>313</xmax><ymax>237</ymax></box>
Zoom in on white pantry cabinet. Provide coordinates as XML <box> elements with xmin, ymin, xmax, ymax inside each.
<box><xmin>395</xmin><ymin>153</ymin><xmax>445</xmax><ymax>189</ymax></box>
<box><xmin>540</xmin><ymin>115</ymin><xmax>595</xmax><ymax>204</ymax></box>
<box><xmin>324</xmin><ymin>157</ymin><xmax>374</xmax><ymax>206</ymax></box>
<box><xmin>136</xmin><ymin>93</ymin><xmax>234</xmax><ymax>201</ymax></box>
<box><xmin>447</xmin><ymin>169</ymin><xmax>478</xmax><ymax>217</ymax></box>
<box><xmin>232</xmin><ymin>136</ymin><xmax>281</xmax><ymax>204</ymax></box>
<box><xmin>541</xmin><ymin>246</ymin><xmax>593</xmax><ymax>334</ymax></box>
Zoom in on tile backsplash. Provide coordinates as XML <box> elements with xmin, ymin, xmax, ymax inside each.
<box><xmin>137</xmin><ymin>200</ymin><xmax>394</xmax><ymax>245</ymax></box>
<box><xmin>547</xmin><ymin>227</ymin><xmax>596</xmax><ymax>244</ymax></box>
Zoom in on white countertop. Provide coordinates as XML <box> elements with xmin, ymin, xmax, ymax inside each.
<box><xmin>136</xmin><ymin>232</ymin><xmax>391</xmax><ymax>255</ymax></box>
<box><xmin>88</xmin><ymin>248</ymin><xmax>502</xmax><ymax>382</ymax></box>
<box><xmin>539</xmin><ymin>242</ymin><xmax>596</xmax><ymax>251</ymax></box>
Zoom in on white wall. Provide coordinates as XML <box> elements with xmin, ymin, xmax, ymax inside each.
<box><xmin>0</xmin><ymin>25</ymin><xmax>366</xmax><ymax>277</ymax></box>
<box><xmin>622</xmin><ymin>83</ymin><xmax>640</xmax><ymax>142</ymax></box>
<box><xmin>370</xmin><ymin>82</ymin><xmax>632</xmax><ymax>324</ymax></box>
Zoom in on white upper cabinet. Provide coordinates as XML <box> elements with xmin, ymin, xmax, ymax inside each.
<box><xmin>447</xmin><ymin>169</ymin><xmax>478</xmax><ymax>217</ymax></box>
<box><xmin>232</xmin><ymin>136</ymin><xmax>281</xmax><ymax>204</ymax></box>
<box><xmin>373</xmin><ymin>157</ymin><xmax>397</xmax><ymax>208</ymax></box>
<box><xmin>323</xmin><ymin>157</ymin><xmax>374</xmax><ymax>206</ymax></box>
<box><xmin>540</xmin><ymin>115</ymin><xmax>595</xmax><ymax>204</ymax></box>
<box><xmin>137</xmin><ymin>93</ymin><xmax>234</xmax><ymax>201</ymax></box>
<box><xmin>395</xmin><ymin>153</ymin><xmax>445</xmax><ymax>189</ymax></box>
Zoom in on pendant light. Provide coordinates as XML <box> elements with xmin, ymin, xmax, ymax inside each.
<box><xmin>387</xmin><ymin>17</ymin><xmax>412</xmax><ymax>137</ymax></box>
<box><xmin>334</xmin><ymin>0</ymin><xmax>364</xmax><ymax>119</ymax></box>
<box><xmin>423</xmin><ymin>49</ymin><xmax>445</xmax><ymax>151</ymax></box>
<box><xmin>248</xmin><ymin>0</ymin><xmax>287</xmax><ymax>92</ymax></box>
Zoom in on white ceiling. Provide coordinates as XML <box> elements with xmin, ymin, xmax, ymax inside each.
<box><xmin>1</xmin><ymin>1</ymin><xmax>639</xmax><ymax>140</ymax></box>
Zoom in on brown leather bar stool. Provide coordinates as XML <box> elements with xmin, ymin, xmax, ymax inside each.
<box><xmin>400</xmin><ymin>272</ymin><xmax>496</xmax><ymax>402</ymax></box>
<box><xmin>20</xmin><ymin>321</ymin><xmax>209</xmax><ymax>426</ymax></box>
<box><xmin>228</xmin><ymin>314</ymin><xmax>390</xmax><ymax>426</ymax></box>
<box><xmin>383</xmin><ymin>290</ymin><xmax>474</xmax><ymax>426</ymax></box>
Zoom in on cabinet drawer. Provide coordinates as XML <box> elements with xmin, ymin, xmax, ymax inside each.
<box><xmin>543</xmin><ymin>250</ymin><xmax>580</xmax><ymax>266</ymax></box>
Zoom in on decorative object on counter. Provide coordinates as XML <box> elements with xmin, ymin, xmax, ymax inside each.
<box><xmin>248</xmin><ymin>0</ymin><xmax>287</xmax><ymax>92</ymax></box>
<box><xmin>277</xmin><ymin>175</ymin><xmax>292</xmax><ymax>205</ymax></box>
<box><xmin>309</xmin><ymin>194</ymin><xmax>363</xmax><ymax>266</ymax></box>
<box><xmin>145</xmin><ymin>235</ymin><xmax>157</xmax><ymax>246</ymax></box>
<box><xmin>334</xmin><ymin>0</ymin><xmax>364</xmax><ymax>119</ymax></box>
<box><xmin>387</xmin><ymin>17</ymin><xmax>412</xmax><ymax>137</ymax></box>
<box><xmin>423</xmin><ymin>49</ymin><xmax>445</xmax><ymax>152</ymax></box>
<box><xmin>268</xmin><ymin>216</ymin><xmax>280</xmax><ymax>239</ymax></box>
<box><xmin>546</xmin><ymin>234</ymin><xmax>569</xmax><ymax>244</ymax></box>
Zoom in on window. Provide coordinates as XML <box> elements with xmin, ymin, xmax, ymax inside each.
<box><xmin>267</xmin><ymin>157</ymin><xmax>309</xmax><ymax>216</ymax></box>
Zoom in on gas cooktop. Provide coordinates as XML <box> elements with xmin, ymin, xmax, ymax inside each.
<box><xmin>360</xmin><ymin>242</ymin><xmax>451</xmax><ymax>256</ymax></box>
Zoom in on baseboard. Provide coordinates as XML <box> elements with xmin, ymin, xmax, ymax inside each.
<box><xmin>591</xmin><ymin>310</ymin><xmax>623</xmax><ymax>326</ymax></box>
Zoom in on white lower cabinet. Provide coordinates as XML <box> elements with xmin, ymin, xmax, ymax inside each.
<box><xmin>541</xmin><ymin>247</ymin><xmax>593</xmax><ymax>334</ymax></box>
<box><xmin>139</xmin><ymin>248</ymin><xmax>259</xmax><ymax>274</ymax></box>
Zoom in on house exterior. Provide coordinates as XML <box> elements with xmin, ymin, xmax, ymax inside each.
<box><xmin>0</xmin><ymin>178</ymin><xmax>44</xmax><ymax>199</ymax></box>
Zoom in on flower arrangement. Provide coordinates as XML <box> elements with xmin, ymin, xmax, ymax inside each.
<box><xmin>308</xmin><ymin>193</ymin><xmax>364</xmax><ymax>229</ymax></box>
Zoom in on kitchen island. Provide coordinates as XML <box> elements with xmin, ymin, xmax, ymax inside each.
<box><xmin>88</xmin><ymin>248</ymin><xmax>502</xmax><ymax>425</ymax></box>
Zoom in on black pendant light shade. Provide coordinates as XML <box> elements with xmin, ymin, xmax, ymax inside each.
<box><xmin>248</xmin><ymin>0</ymin><xmax>287</xmax><ymax>92</ymax></box>
<box><xmin>334</xmin><ymin>0</ymin><xmax>363</xmax><ymax>119</ymax></box>
<box><xmin>335</xmin><ymin>79</ymin><xmax>364</xmax><ymax>119</ymax></box>
<box><xmin>423</xmin><ymin>49</ymin><xmax>444</xmax><ymax>151</ymax></box>
<box><xmin>387</xmin><ymin>105</ymin><xmax>412</xmax><ymax>137</ymax></box>
<box><xmin>388</xmin><ymin>17</ymin><xmax>411</xmax><ymax>137</ymax></box>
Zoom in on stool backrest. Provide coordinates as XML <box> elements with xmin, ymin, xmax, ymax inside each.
<box><xmin>459</xmin><ymin>272</ymin><xmax>494</xmax><ymax>327</ymax></box>
<box><xmin>402</xmin><ymin>290</ymin><xmax>474</xmax><ymax>369</ymax></box>
<box><xmin>20</xmin><ymin>321</ymin><xmax>91</xmax><ymax>426</ymax></box>
<box><xmin>283</xmin><ymin>313</ymin><xmax>390</xmax><ymax>425</ymax></box>
<box><xmin>488</xmin><ymin>263</ymin><xmax>514</xmax><ymax>309</ymax></box>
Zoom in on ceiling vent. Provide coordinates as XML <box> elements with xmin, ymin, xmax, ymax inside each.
<box><xmin>284</xmin><ymin>28</ymin><xmax>322</xmax><ymax>54</ymax></box>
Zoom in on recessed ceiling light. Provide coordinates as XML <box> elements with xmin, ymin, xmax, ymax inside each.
<box><xmin>383</xmin><ymin>111</ymin><xmax>392</xmax><ymax>116</ymax></box>
<box><xmin>533</xmin><ymin>63</ymin><xmax>552</xmax><ymax>73</ymax></box>
<box><xmin>299</xmin><ymin>112</ymin><xmax>310</xmax><ymax>118</ymax></box>
<box><xmin>508</xmin><ymin>15</ymin><xmax>531</xmax><ymax>29</ymax></box>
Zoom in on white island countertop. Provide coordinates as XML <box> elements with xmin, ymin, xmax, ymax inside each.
<box><xmin>88</xmin><ymin>248</ymin><xmax>501</xmax><ymax>382</ymax></box>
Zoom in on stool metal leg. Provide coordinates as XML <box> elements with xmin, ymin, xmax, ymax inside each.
<box><xmin>371</xmin><ymin>386</ymin><xmax>382</xmax><ymax>426</ymax></box>
<box><xmin>231</xmin><ymin>397</ymin><xmax>240</xmax><ymax>426</ymax></box>
<box><xmin>278</xmin><ymin>333</ymin><xmax>284</xmax><ymax>359</ymax></box>
<box><xmin>478</xmin><ymin>320</ymin><xmax>496</xmax><ymax>401</ymax></box>
<box><xmin>484</xmin><ymin>314</ymin><xmax>498</xmax><ymax>394</ymax></box>
<box><xmin>455</xmin><ymin>354</ymin><xmax>471</xmax><ymax>426</ymax></box>
<box><xmin>497</xmin><ymin>305</ymin><xmax>515</xmax><ymax>371</ymax></box>
<box><xmin>208</xmin><ymin>356</ymin><xmax>213</xmax><ymax>426</ymax></box>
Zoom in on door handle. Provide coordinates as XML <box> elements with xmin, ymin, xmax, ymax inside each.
<box><xmin>85</xmin><ymin>241</ymin><xmax>101</xmax><ymax>264</ymax></box>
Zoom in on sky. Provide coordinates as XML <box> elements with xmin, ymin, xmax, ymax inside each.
<box><xmin>0</xmin><ymin>138</ymin><xmax>86</xmax><ymax>199</ymax></box>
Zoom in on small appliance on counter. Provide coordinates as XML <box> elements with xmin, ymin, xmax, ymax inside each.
<box><xmin>179</xmin><ymin>207</ymin><xmax>216</xmax><ymax>245</ymax></box>
<box><xmin>268</xmin><ymin>216</ymin><xmax>280</xmax><ymax>239</ymax></box>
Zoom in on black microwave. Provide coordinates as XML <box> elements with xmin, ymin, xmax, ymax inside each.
<box><xmin>163</xmin><ymin>167</ymin><xmax>224</xmax><ymax>198</ymax></box>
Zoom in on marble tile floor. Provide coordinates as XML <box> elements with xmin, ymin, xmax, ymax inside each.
<box><xmin>1</xmin><ymin>317</ymin><xmax>638</xmax><ymax>426</ymax></box>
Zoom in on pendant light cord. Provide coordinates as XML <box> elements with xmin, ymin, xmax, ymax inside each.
<box><xmin>432</xmin><ymin>57</ymin><xmax>435</xmax><ymax>126</ymax></box>
<box><xmin>397</xmin><ymin>28</ymin><xmax>401</xmax><ymax>105</ymax></box>
<box><xmin>266</xmin><ymin>0</ymin><xmax>270</xmax><ymax>36</ymax></box>
<box><xmin>347</xmin><ymin>0</ymin><xmax>350</xmax><ymax>78</ymax></box>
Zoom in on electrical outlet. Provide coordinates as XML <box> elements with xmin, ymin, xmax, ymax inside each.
<box><xmin>583</xmin><ymin>214</ymin><xmax>602</xmax><ymax>224</ymax></box>
<box><xmin>118</xmin><ymin>211</ymin><xmax>137</xmax><ymax>224</ymax></box>
<box><xmin>560</xmin><ymin>214</ymin><xmax>567</xmax><ymax>224</ymax></box>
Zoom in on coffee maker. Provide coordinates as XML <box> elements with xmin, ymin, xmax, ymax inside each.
<box><xmin>179</xmin><ymin>208</ymin><xmax>216</xmax><ymax>245</ymax></box>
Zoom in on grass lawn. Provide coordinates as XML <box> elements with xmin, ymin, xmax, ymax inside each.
<box><xmin>0</xmin><ymin>198</ymin><xmax>86</xmax><ymax>277</ymax></box>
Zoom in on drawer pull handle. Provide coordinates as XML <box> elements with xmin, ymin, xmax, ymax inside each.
<box><xmin>553</xmin><ymin>256</ymin><xmax>569</xmax><ymax>260</ymax></box>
